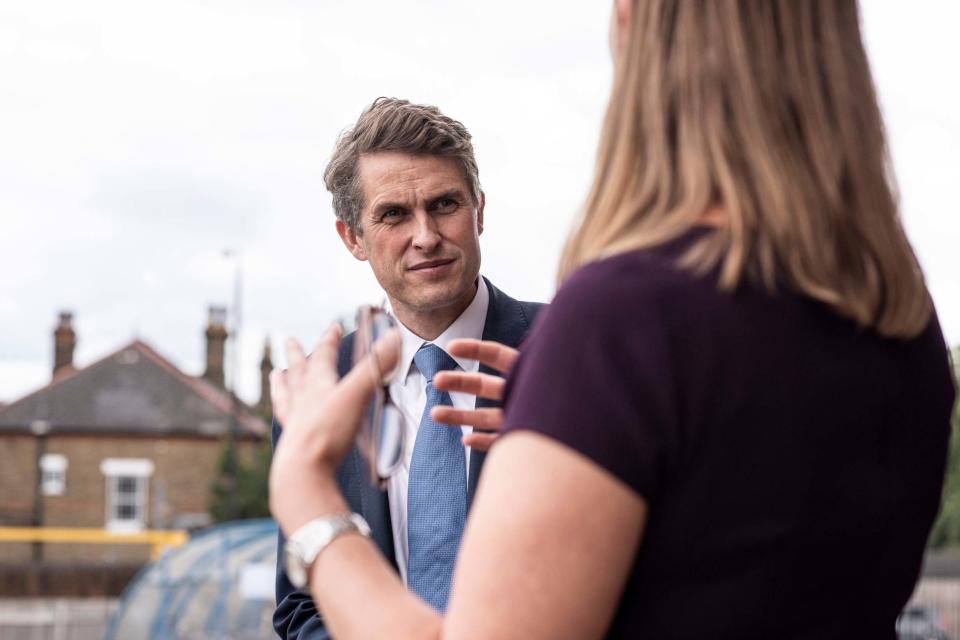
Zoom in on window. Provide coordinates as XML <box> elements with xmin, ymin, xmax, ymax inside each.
<box><xmin>40</xmin><ymin>453</ymin><xmax>67</xmax><ymax>496</ymax></box>
<box><xmin>100</xmin><ymin>458</ymin><xmax>154</xmax><ymax>532</ymax></box>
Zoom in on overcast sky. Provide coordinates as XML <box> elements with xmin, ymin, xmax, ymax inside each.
<box><xmin>1</xmin><ymin>1</ymin><xmax>958</xmax><ymax>405</ymax></box>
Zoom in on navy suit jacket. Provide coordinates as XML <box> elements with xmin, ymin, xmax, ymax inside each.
<box><xmin>272</xmin><ymin>278</ymin><xmax>544</xmax><ymax>639</ymax></box>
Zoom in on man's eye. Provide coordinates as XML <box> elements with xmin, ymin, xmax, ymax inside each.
<box><xmin>381</xmin><ymin>209</ymin><xmax>403</xmax><ymax>221</ymax></box>
<box><xmin>434</xmin><ymin>198</ymin><xmax>457</xmax><ymax>212</ymax></box>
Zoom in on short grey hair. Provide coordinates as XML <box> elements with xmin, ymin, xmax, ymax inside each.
<box><xmin>323</xmin><ymin>97</ymin><xmax>481</xmax><ymax>233</ymax></box>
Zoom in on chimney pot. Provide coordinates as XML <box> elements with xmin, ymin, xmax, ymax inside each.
<box><xmin>257</xmin><ymin>337</ymin><xmax>273</xmax><ymax>416</ymax></box>
<box><xmin>203</xmin><ymin>306</ymin><xmax>228</xmax><ymax>389</ymax></box>
<box><xmin>53</xmin><ymin>311</ymin><xmax>76</xmax><ymax>377</ymax></box>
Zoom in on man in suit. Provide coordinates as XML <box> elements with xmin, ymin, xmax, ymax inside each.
<box><xmin>273</xmin><ymin>97</ymin><xmax>543</xmax><ymax>639</ymax></box>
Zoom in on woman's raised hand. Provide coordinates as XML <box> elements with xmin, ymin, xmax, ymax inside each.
<box><xmin>431</xmin><ymin>338</ymin><xmax>519</xmax><ymax>451</ymax></box>
<box><xmin>268</xmin><ymin>324</ymin><xmax>400</xmax><ymax>534</ymax></box>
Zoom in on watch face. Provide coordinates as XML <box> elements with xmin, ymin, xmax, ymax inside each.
<box><xmin>284</xmin><ymin>542</ymin><xmax>307</xmax><ymax>589</ymax></box>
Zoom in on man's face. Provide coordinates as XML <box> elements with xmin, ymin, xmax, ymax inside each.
<box><xmin>337</xmin><ymin>151</ymin><xmax>483</xmax><ymax>321</ymax></box>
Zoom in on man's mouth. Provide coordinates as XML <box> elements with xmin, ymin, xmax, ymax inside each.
<box><xmin>409</xmin><ymin>258</ymin><xmax>455</xmax><ymax>271</ymax></box>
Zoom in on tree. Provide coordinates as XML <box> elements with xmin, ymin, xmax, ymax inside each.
<box><xmin>209</xmin><ymin>438</ymin><xmax>272</xmax><ymax>522</ymax></box>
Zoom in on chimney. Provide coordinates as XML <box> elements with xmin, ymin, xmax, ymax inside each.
<box><xmin>257</xmin><ymin>337</ymin><xmax>273</xmax><ymax>416</ymax></box>
<box><xmin>53</xmin><ymin>311</ymin><xmax>76</xmax><ymax>377</ymax></box>
<box><xmin>204</xmin><ymin>306</ymin><xmax>228</xmax><ymax>389</ymax></box>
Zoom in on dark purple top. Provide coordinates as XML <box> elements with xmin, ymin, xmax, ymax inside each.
<box><xmin>501</xmin><ymin>230</ymin><xmax>955</xmax><ymax>639</ymax></box>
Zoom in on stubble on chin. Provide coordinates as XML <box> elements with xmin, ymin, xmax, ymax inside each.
<box><xmin>401</xmin><ymin>273</ymin><xmax>475</xmax><ymax>315</ymax></box>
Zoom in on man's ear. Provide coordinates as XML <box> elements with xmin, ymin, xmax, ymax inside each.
<box><xmin>336</xmin><ymin>219</ymin><xmax>368</xmax><ymax>261</ymax></box>
<box><xmin>476</xmin><ymin>192</ymin><xmax>485</xmax><ymax>236</ymax></box>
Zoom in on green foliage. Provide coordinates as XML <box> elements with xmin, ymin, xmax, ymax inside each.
<box><xmin>209</xmin><ymin>438</ymin><xmax>273</xmax><ymax>523</ymax></box>
<box><xmin>928</xmin><ymin>348</ymin><xmax>960</xmax><ymax>548</ymax></box>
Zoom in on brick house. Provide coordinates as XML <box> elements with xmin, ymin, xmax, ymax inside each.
<box><xmin>0</xmin><ymin>309</ymin><xmax>271</xmax><ymax>566</ymax></box>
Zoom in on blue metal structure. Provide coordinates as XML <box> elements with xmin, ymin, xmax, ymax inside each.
<box><xmin>104</xmin><ymin>519</ymin><xmax>278</xmax><ymax>640</ymax></box>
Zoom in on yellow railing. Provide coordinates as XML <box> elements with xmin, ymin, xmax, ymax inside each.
<box><xmin>0</xmin><ymin>527</ymin><xmax>189</xmax><ymax>560</ymax></box>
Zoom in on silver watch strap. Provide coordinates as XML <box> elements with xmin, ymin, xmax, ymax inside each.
<box><xmin>294</xmin><ymin>513</ymin><xmax>371</xmax><ymax>561</ymax></box>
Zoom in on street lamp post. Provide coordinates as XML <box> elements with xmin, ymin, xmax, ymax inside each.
<box><xmin>223</xmin><ymin>250</ymin><xmax>243</xmax><ymax>521</ymax></box>
<box><xmin>30</xmin><ymin>419</ymin><xmax>50</xmax><ymax>562</ymax></box>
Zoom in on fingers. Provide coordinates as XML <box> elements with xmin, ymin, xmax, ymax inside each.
<box><xmin>433</xmin><ymin>371</ymin><xmax>505</xmax><ymax>400</ymax></box>
<box><xmin>312</xmin><ymin>323</ymin><xmax>342</xmax><ymax>369</ymax></box>
<box><xmin>284</xmin><ymin>337</ymin><xmax>307</xmax><ymax>385</ymax></box>
<box><xmin>431</xmin><ymin>406</ymin><xmax>503</xmax><ymax>431</ymax></box>
<box><xmin>285</xmin><ymin>336</ymin><xmax>307</xmax><ymax>368</ymax></box>
<box><xmin>310</xmin><ymin>323</ymin><xmax>343</xmax><ymax>385</ymax></box>
<box><xmin>462</xmin><ymin>432</ymin><xmax>497</xmax><ymax>451</ymax></box>
<box><xmin>372</xmin><ymin>329</ymin><xmax>401</xmax><ymax>383</ymax></box>
<box><xmin>446</xmin><ymin>339</ymin><xmax>518</xmax><ymax>374</ymax></box>
<box><xmin>319</xmin><ymin>329</ymin><xmax>401</xmax><ymax>426</ymax></box>
<box><xmin>269</xmin><ymin>368</ymin><xmax>289</xmax><ymax>427</ymax></box>
<box><xmin>273</xmin><ymin>324</ymin><xmax>344</xmax><ymax>431</ymax></box>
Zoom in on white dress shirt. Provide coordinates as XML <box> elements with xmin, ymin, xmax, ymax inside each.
<box><xmin>386</xmin><ymin>277</ymin><xmax>489</xmax><ymax>584</ymax></box>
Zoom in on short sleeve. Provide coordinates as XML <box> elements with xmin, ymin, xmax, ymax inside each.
<box><xmin>500</xmin><ymin>257</ymin><xmax>679</xmax><ymax>500</ymax></box>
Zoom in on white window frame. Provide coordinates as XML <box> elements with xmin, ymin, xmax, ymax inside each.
<box><xmin>100</xmin><ymin>458</ymin><xmax>154</xmax><ymax>533</ymax></box>
<box><xmin>40</xmin><ymin>453</ymin><xmax>67</xmax><ymax>496</ymax></box>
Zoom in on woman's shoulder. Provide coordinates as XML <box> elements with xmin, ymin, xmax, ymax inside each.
<box><xmin>553</xmin><ymin>241</ymin><xmax>708</xmax><ymax>323</ymax></box>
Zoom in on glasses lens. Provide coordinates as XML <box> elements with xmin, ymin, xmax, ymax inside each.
<box><xmin>376</xmin><ymin>404</ymin><xmax>404</xmax><ymax>478</ymax></box>
<box><xmin>368</xmin><ymin>310</ymin><xmax>400</xmax><ymax>382</ymax></box>
<box><xmin>354</xmin><ymin>306</ymin><xmax>403</xmax><ymax>487</ymax></box>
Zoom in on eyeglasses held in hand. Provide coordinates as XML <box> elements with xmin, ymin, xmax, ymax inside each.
<box><xmin>353</xmin><ymin>305</ymin><xmax>403</xmax><ymax>489</ymax></box>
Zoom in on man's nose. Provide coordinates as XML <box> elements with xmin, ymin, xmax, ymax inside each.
<box><xmin>411</xmin><ymin>212</ymin><xmax>441</xmax><ymax>251</ymax></box>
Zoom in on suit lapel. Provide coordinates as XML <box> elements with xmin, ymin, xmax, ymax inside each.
<box><xmin>351</xmin><ymin>449</ymin><xmax>398</xmax><ymax>569</ymax></box>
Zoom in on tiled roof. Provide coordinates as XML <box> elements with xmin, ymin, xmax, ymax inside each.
<box><xmin>0</xmin><ymin>340</ymin><xmax>266</xmax><ymax>438</ymax></box>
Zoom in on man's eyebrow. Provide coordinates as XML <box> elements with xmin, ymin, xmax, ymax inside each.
<box><xmin>368</xmin><ymin>189</ymin><xmax>468</xmax><ymax>215</ymax></box>
<box><xmin>428</xmin><ymin>189</ymin><xmax>468</xmax><ymax>202</ymax></box>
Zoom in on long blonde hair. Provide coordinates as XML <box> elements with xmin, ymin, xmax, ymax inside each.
<box><xmin>559</xmin><ymin>0</ymin><xmax>930</xmax><ymax>338</ymax></box>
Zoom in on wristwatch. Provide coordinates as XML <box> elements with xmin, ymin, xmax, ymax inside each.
<box><xmin>283</xmin><ymin>513</ymin><xmax>372</xmax><ymax>589</ymax></box>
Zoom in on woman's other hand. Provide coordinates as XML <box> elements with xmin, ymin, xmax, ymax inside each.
<box><xmin>431</xmin><ymin>338</ymin><xmax>519</xmax><ymax>451</ymax></box>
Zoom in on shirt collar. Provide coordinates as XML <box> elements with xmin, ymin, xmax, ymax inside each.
<box><xmin>391</xmin><ymin>276</ymin><xmax>489</xmax><ymax>384</ymax></box>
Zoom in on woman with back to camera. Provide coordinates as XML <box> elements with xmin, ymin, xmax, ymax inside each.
<box><xmin>269</xmin><ymin>0</ymin><xmax>956</xmax><ymax>637</ymax></box>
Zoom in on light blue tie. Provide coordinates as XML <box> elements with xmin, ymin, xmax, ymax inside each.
<box><xmin>407</xmin><ymin>343</ymin><xmax>466</xmax><ymax>612</ymax></box>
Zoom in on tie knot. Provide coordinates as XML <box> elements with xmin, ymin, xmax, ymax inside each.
<box><xmin>413</xmin><ymin>344</ymin><xmax>458</xmax><ymax>382</ymax></box>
